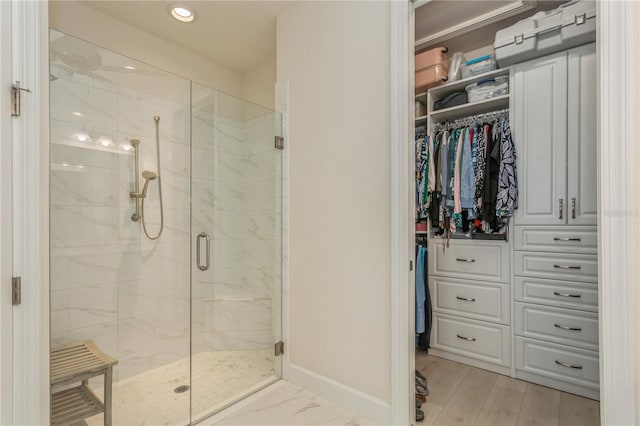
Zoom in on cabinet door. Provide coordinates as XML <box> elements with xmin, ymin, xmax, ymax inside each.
<box><xmin>513</xmin><ymin>52</ymin><xmax>568</xmax><ymax>225</ymax></box>
<box><xmin>567</xmin><ymin>43</ymin><xmax>597</xmax><ymax>225</ymax></box>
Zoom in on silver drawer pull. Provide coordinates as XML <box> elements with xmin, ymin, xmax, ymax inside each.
<box><xmin>554</xmin><ymin>323</ymin><xmax>582</xmax><ymax>331</ymax></box>
<box><xmin>456</xmin><ymin>258</ymin><xmax>476</xmax><ymax>263</ymax></box>
<box><xmin>555</xmin><ymin>360</ymin><xmax>583</xmax><ymax>370</ymax></box>
<box><xmin>553</xmin><ymin>264</ymin><xmax>581</xmax><ymax>270</ymax></box>
<box><xmin>553</xmin><ymin>237</ymin><xmax>582</xmax><ymax>242</ymax></box>
<box><xmin>456</xmin><ymin>334</ymin><xmax>476</xmax><ymax>342</ymax></box>
<box><xmin>456</xmin><ymin>296</ymin><xmax>476</xmax><ymax>302</ymax></box>
<box><xmin>554</xmin><ymin>291</ymin><xmax>582</xmax><ymax>298</ymax></box>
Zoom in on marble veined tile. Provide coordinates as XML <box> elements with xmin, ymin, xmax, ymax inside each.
<box><xmin>239</xmin><ymin>299</ymin><xmax>272</xmax><ymax>332</ymax></box>
<box><xmin>191</xmin><ymin>178</ymin><xmax>278</xmax><ymax>212</ymax></box>
<box><xmin>118</xmin><ymin>240</ymin><xmax>190</xmax><ymax>281</ymax></box>
<box><xmin>51</xmin><ymin>139</ymin><xmax>120</xmax><ymax>169</ymax></box>
<box><xmin>51</xmin><ymin>245</ymin><xmax>119</xmax><ymax>289</ymax></box>
<box><xmin>51</xmin><ymin>165</ymin><xmax>119</xmax><ymax>207</ymax></box>
<box><xmin>238</xmin><ymin>330</ymin><xmax>272</xmax><ymax>351</ymax></box>
<box><xmin>67</xmin><ymin>283</ymin><xmax>118</xmax><ymax>328</ymax></box>
<box><xmin>50</xmin><ymin>79</ymin><xmax>118</xmax><ymax>131</ymax></box>
<box><xmin>118</xmin><ymin>273</ymin><xmax>189</xmax><ymax>320</ymax></box>
<box><xmin>210</xmin><ymin>238</ymin><xmax>276</xmax><ymax>270</ymax></box>
<box><xmin>117</xmin><ymin>93</ymin><xmax>187</xmax><ymax>142</ymax></box>
<box><xmin>208</xmin><ymin>382</ymin><xmax>378</xmax><ymax>426</ymax></box>
<box><xmin>192</xmin><ymin>209</ymin><xmax>277</xmax><ymax>241</ymax></box>
<box><xmin>118</xmin><ymin>207</ymin><xmax>190</xmax><ymax>243</ymax></box>
<box><xmin>118</xmin><ymin>308</ymin><xmax>189</xmax><ymax>359</ymax></box>
<box><xmin>50</xmin><ymin>206</ymin><xmax>119</xmax><ymax>248</ymax></box>
<box><xmin>205</xmin><ymin>300</ymin><xmax>239</xmax><ymax>332</ymax></box>
<box><xmin>83</xmin><ymin>349</ymin><xmax>274</xmax><ymax>426</ymax></box>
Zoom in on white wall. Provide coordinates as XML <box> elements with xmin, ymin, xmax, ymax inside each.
<box><xmin>277</xmin><ymin>0</ymin><xmax>392</xmax><ymax>411</ymax></box>
<box><xmin>243</xmin><ymin>58</ymin><xmax>276</xmax><ymax>110</ymax></box>
<box><xmin>49</xmin><ymin>1</ymin><xmax>246</xmax><ymax>102</ymax></box>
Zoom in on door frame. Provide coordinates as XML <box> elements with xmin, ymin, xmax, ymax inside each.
<box><xmin>0</xmin><ymin>1</ymin><xmax>14</xmax><ymax>423</ymax></box>
<box><xmin>3</xmin><ymin>1</ymin><xmax>50</xmax><ymax>424</ymax></box>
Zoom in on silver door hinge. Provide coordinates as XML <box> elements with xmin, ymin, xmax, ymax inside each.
<box><xmin>12</xmin><ymin>277</ymin><xmax>21</xmax><ymax>305</ymax></box>
<box><xmin>11</xmin><ymin>81</ymin><xmax>31</xmax><ymax>117</ymax></box>
<box><xmin>275</xmin><ymin>341</ymin><xmax>284</xmax><ymax>356</ymax></box>
<box><xmin>275</xmin><ymin>136</ymin><xmax>284</xmax><ymax>150</ymax></box>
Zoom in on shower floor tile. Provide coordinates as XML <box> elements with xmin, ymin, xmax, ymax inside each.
<box><xmin>202</xmin><ymin>382</ymin><xmax>378</xmax><ymax>426</ymax></box>
<box><xmin>81</xmin><ymin>349</ymin><xmax>274</xmax><ymax>426</ymax></box>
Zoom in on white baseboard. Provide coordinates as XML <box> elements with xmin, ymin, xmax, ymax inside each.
<box><xmin>287</xmin><ymin>363</ymin><xmax>391</xmax><ymax>425</ymax></box>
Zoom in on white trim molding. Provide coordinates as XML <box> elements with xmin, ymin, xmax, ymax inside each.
<box><xmin>10</xmin><ymin>1</ymin><xmax>50</xmax><ymax>424</ymax></box>
<box><xmin>0</xmin><ymin>1</ymin><xmax>13</xmax><ymax>423</ymax></box>
<box><xmin>390</xmin><ymin>1</ymin><xmax>413</xmax><ymax>425</ymax></box>
<box><xmin>598</xmin><ymin>0</ymin><xmax>640</xmax><ymax>424</ymax></box>
<box><xmin>287</xmin><ymin>364</ymin><xmax>391</xmax><ymax>424</ymax></box>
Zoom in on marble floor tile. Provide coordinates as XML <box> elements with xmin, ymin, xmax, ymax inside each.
<box><xmin>205</xmin><ymin>383</ymin><xmax>378</xmax><ymax>426</ymax></box>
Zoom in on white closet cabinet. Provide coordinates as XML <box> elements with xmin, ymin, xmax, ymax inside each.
<box><xmin>512</xmin><ymin>43</ymin><xmax>599</xmax><ymax>400</ymax></box>
<box><xmin>512</xmin><ymin>43</ymin><xmax>597</xmax><ymax>226</ymax></box>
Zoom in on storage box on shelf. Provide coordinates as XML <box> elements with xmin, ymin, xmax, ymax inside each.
<box><xmin>427</xmin><ymin>67</ymin><xmax>510</xmax><ymax>128</ymax></box>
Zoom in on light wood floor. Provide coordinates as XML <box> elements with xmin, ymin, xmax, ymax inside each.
<box><xmin>416</xmin><ymin>352</ymin><xmax>600</xmax><ymax>426</ymax></box>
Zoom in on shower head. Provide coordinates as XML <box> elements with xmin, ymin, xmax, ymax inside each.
<box><xmin>141</xmin><ymin>170</ymin><xmax>157</xmax><ymax>198</ymax></box>
<box><xmin>142</xmin><ymin>170</ymin><xmax>157</xmax><ymax>180</ymax></box>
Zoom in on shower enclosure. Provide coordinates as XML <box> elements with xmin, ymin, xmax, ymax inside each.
<box><xmin>49</xmin><ymin>29</ymin><xmax>282</xmax><ymax>425</ymax></box>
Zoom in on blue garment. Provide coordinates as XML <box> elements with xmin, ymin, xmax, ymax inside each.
<box><xmin>415</xmin><ymin>246</ymin><xmax>427</xmax><ymax>334</ymax></box>
<box><xmin>461</xmin><ymin>126</ymin><xmax>476</xmax><ymax>208</ymax></box>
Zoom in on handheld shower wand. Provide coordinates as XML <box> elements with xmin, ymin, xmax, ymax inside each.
<box><xmin>129</xmin><ymin>116</ymin><xmax>164</xmax><ymax>240</ymax></box>
<box><xmin>140</xmin><ymin>170</ymin><xmax>157</xmax><ymax>199</ymax></box>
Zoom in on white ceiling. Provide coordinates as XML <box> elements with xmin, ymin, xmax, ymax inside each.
<box><xmin>80</xmin><ymin>1</ymin><xmax>293</xmax><ymax>73</ymax></box>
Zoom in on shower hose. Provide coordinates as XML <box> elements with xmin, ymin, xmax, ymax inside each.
<box><xmin>141</xmin><ymin>115</ymin><xmax>164</xmax><ymax>240</ymax></box>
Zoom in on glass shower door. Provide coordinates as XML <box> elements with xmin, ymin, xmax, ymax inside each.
<box><xmin>190</xmin><ymin>83</ymin><xmax>283</xmax><ymax>420</ymax></box>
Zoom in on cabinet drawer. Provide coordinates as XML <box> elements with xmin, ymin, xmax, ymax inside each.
<box><xmin>515</xmin><ymin>303</ymin><xmax>598</xmax><ymax>351</ymax></box>
<box><xmin>430</xmin><ymin>277</ymin><xmax>510</xmax><ymax>324</ymax></box>
<box><xmin>429</xmin><ymin>239</ymin><xmax>510</xmax><ymax>283</ymax></box>
<box><xmin>432</xmin><ymin>313</ymin><xmax>511</xmax><ymax>366</ymax></box>
<box><xmin>515</xmin><ymin>337</ymin><xmax>599</xmax><ymax>390</ymax></box>
<box><xmin>514</xmin><ymin>226</ymin><xmax>597</xmax><ymax>254</ymax></box>
<box><xmin>514</xmin><ymin>251</ymin><xmax>597</xmax><ymax>283</ymax></box>
<box><xmin>515</xmin><ymin>276</ymin><xmax>598</xmax><ymax>312</ymax></box>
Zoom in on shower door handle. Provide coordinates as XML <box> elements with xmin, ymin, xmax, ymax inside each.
<box><xmin>197</xmin><ymin>232</ymin><xmax>211</xmax><ymax>271</ymax></box>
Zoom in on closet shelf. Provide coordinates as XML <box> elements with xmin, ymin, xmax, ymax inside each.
<box><xmin>415</xmin><ymin>115</ymin><xmax>427</xmax><ymax>127</ymax></box>
<box><xmin>429</xmin><ymin>94</ymin><xmax>510</xmax><ymax>123</ymax></box>
<box><xmin>428</xmin><ymin>68</ymin><xmax>510</xmax><ymax>99</ymax></box>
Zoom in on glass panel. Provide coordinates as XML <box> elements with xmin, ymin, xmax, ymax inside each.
<box><xmin>190</xmin><ymin>83</ymin><xmax>283</xmax><ymax>421</ymax></box>
<box><xmin>49</xmin><ymin>30</ymin><xmax>191</xmax><ymax>426</ymax></box>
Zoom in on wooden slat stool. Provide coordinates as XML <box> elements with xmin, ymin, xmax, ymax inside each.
<box><xmin>50</xmin><ymin>340</ymin><xmax>117</xmax><ymax>426</ymax></box>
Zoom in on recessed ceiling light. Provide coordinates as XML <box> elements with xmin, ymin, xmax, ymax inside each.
<box><xmin>124</xmin><ymin>66</ymin><xmax>136</xmax><ymax>70</ymax></box>
<box><xmin>99</xmin><ymin>137</ymin><xmax>113</xmax><ymax>147</ymax></box>
<box><xmin>169</xmin><ymin>4</ymin><xmax>197</xmax><ymax>23</ymax></box>
<box><xmin>75</xmin><ymin>133</ymin><xmax>90</xmax><ymax>142</ymax></box>
<box><xmin>71</xmin><ymin>111</ymin><xmax>84</xmax><ymax>117</ymax></box>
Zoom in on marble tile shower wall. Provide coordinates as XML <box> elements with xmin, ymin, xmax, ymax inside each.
<box><xmin>50</xmin><ymin>76</ymin><xmax>191</xmax><ymax>382</ymax></box>
<box><xmin>191</xmin><ymin>109</ymin><xmax>279</xmax><ymax>357</ymax></box>
<box><xmin>51</xmin><ymin>76</ymin><xmax>279</xmax><ymax>384</ymax></box>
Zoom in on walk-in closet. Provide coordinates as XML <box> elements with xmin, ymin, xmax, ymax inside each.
<box><xmin>412</xmin><ymin>1</ymin><xmax>600</xmax><ymax>424</ymax></box>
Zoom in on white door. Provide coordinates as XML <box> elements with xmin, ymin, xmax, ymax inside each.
<box><xmin>513</xmin><ymin>51</ymin><xmax>568</xmax><ymax>225</ymax></box>
<box><xmin>567</xmin><ymin>43</ymin><xmax>597</xmax><ymax>226</ymax></box>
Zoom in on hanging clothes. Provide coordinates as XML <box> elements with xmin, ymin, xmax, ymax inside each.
<box><xmin>415</xmin><ymin>242</ymin><xmax>432</xmax><ymax>352</ymax></box>
<box><xmin>426</xmin><ymin>113</ymin><xmax>518</xmax><ymax>236</ymax></box>
<box><xmin>496</xmin><ymin>119</ymin><xmax>518</xmax><ymax>220</ymax></box>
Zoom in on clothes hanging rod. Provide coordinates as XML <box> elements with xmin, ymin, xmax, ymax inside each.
<box><xmin>432</xmin><ymin>108</ymin><xmax>509</xmax><ymax>131</ymax></box>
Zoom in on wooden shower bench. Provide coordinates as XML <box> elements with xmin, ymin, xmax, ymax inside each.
<box><xmin>50</xmin><ymin>340</ymin><xmax>117</xmax><ymax>426</ymax></box>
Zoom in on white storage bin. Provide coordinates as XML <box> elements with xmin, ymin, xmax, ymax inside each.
<box><xmin>465</xmin><ymin>76</ymin><xmax>509</xmax><ymax>103</ymax></box>
<box><xmin>494</xmin><ymin>0</ymin><xmax>596</xmax><ymax>67</ymax></box>
<box><xmin>465</xmin><ymin>54</ymin><xmax>497</xmax><ymax>76</ymax></box>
